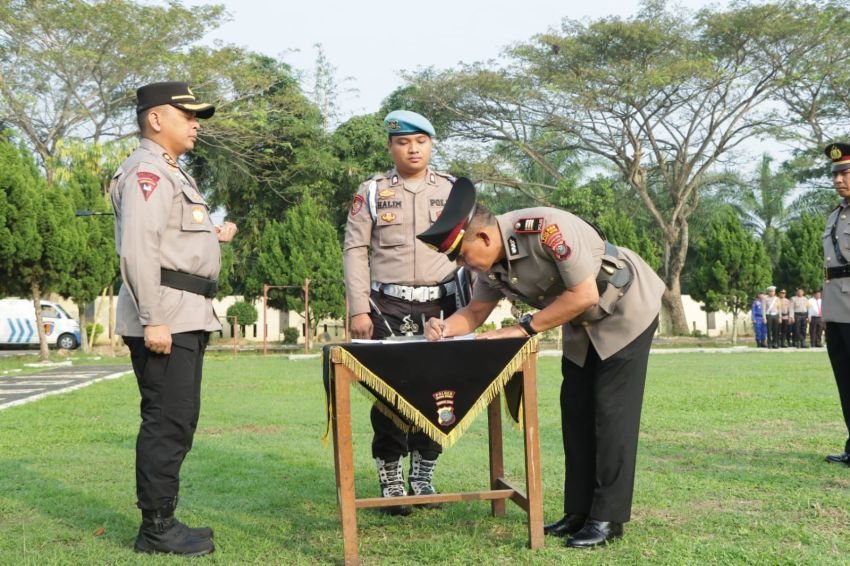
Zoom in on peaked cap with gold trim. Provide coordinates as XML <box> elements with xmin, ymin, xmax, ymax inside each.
<box><xmin>825</xmin><ymin>142</ymin><xmax>850</xmax><ymax>173</ymax></box>
<box><xmin>416</xmin><ymin>177</ymin><xmax>476</xmax><ymax>261</ymax></box>
<box><xmin>136</xmin><ymin>81</ymin><xmax>215</xmax><ymax>119</ymax></box>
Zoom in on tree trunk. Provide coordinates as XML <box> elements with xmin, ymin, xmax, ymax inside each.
<box><xmin>661</xmin><ymin>275</ymin><xmax>690</xmax><ymax>336</ymax></box>
<box><xmin>79</xmin><ymin>309</ymin><xmax>90</xmax><ymax>353</ymax></box>
<box><xmin>31</xmin><ymin>280</ymin><xmax>49</xmax><ymax>361</ymax></box>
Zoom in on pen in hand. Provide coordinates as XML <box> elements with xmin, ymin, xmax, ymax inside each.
<box><xmin>439</xmin><ymin>310</ymin><xmax>444</xmax><ymax>340</ymax></box>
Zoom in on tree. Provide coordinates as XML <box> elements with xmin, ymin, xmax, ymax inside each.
<box><xmin>0</xmin><ymin>137</ymin><xmax>80</xmax><ymax>359</ymax></box>
<box><xmin>407</xmin><ymin>1</ymin><xmax>823</xmax><ymax>333</ymax></box>
<box><xmin>775</xmin><ymin>213</ymin><xmax>824</xmax><ymax>293</ymax></box>
<box><xmin>251</xmin><ymin>194</ymin><xmax>344</xmax><ymax>336</ymax></box>
<box><xmin>0</xmin><ymin>0</ymin><xmax>226</xmax><ymax>178</ymax></box>
<box><xmin>689</xmin><ymin>211</ymin><xmax>772</xmax><ymax>344</ymax></box>
<box><xmin>45</xmin><ymin>139</ymin><xmax>125</xmax><ymax>351</ymax></box>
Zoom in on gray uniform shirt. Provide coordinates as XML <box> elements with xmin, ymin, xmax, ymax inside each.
<box><xmin>110</xmin><ymin>138</ymin><xmax>222</xmax><ymax>336</ymax></box>
<box><xmin>471</xmin><ymin>207</ymin><xmax>665</xmax><ymax>366</ymax></box>
<box><xmin>343</xmin><ymin>168</ymin><xmax>457</xmax><ymax>316</ymax></box>
<box><xmin>823</xmin><ymin>202</ymin><xmax>850</xmax><ymax>323</ymax></box>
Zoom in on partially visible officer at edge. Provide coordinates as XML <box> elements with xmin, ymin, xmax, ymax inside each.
<box><xmin>343</xmin><ymin>110</ymin><xmax>459</xmax><ymax>515</ymax></box>
<box><xmin>111</xmin><ymin>81</ymin><xmax>237</xmax><ymax>556</ymax></box>
<box><xmin>417</xmin><ymin>179</ymin><xmax>664</xmax><ymax>548</ymax></box>
<box><xmin>822</xmin><ymin>142</ymin><xmax>850</xmax><ymax>466</ymax></box>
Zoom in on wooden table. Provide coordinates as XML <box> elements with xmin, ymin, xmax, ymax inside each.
<box><xmin>326</xmin><ymin>339</ymin><xmax>543</xmax><ymax>565</ymax></box>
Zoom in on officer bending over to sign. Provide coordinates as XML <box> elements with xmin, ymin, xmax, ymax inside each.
<box><xmin>419</xmin><ymin>179</ymin><xmax>663</xmax><ymax>548</ymax></box>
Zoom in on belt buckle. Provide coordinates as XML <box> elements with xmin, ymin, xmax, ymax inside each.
<box><xmin>411</xmin><ymin>287</ymin><xmax>429</xmax><ymax>302</ymax></box>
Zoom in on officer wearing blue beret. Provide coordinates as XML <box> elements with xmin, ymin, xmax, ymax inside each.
<box><xmin>343</xmin><ymin>110</ymin><xmax>459</xmax><ymax>514</ymax></box>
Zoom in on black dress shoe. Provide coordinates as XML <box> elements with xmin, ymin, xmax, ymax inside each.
<box><xmin>566</xmin><ymin>519</ymin><xmax>623</xmax><ymax>548</ymax></box>
<box><xmin>543</xmin><ymin>514</ymin><xmax>587</xmax><ymax>537</ymax></box>
<box><xmin>825</xmin><ymin>452</ymin><xmax>850</xmax><ymax>465</ymax></box>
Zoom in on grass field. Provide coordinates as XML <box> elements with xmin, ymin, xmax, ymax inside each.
<box><xmin>1</xmin><ymin>349</ymin><xmax>849</xmax><ymax>565</ymax></box>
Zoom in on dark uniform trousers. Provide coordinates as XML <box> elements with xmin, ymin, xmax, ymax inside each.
<box><xmin>794</xmin><ymin>313</ymin><xmax>808</xmax><ymax>347</ymax></box>
<box><xmin>826</xmin><ymin>322</ymin><xmax>850</xmax><ymax>454</ymax></box>
<box><xmin>368</xmin><ymin>290</ymin><xmax>456</xmax><ymax>460</ymax></box>
<box><xmin>766</xmin><ymin>314</ymin><xmax>780</xmax><ymax>348</ymax></box>
<box><xmin>560</xmin><ymin>317</ymin><xmax>658</xmax><ymax>524</ymax></box>
<box><xmin>124</xmin><ymin>331</ymin><xmax>209</xmax><ymax>509</ymax></box>
<box><xmin>810</xmin><ymin>317</ymin><xmax>824</xmax><ymax>347</ymax></box>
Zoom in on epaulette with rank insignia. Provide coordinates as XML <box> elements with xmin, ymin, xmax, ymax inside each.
<box><xmin>514</xmin><ymin>217</ymin><xmax>544</xmax><ymax>233</ymax></box>
<box><xmin>432</xmin><ymin>170</ymin><xmax>456</xmax><ymax>183</ymax></box>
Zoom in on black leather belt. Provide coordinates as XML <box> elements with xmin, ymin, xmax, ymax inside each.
<box><xmin>826</xmin><ymin>265</ymin><xmax>850</xmax><ymax>279</ymax></box>
<box><xmin>160</xmin><ymin>268</ymin><xmax>218</xmax><ymax>298</ymax></box>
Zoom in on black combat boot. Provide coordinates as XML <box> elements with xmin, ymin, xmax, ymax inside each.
<box><xmin>409</xmin><ymin>450</ymin><xmax>441</xmax><ymax>509</ymax></box>
<box><xmin>375</xmin><ymin>455</ymin><xmax>412</xmax><ymax>516</ymax></box>
<box><xmin>134</xmin><ymin>505</ymin><xmax>215</xmax><ymax>556</ymax></box>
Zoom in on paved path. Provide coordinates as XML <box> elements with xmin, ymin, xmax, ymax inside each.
<box><xmin>0</xmin><ymin>364</ymin><xmax>131</xmax><ymax>411</ymax></box>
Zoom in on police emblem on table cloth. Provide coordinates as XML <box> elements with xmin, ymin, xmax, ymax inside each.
<box><xmin>541</xmin><ymin>224</ymin><xmax>571</xmax><ymax>261</ymax></box>
<box><xmin>433</xmin><ymin>390</ymin><xmax>457</xmax><ymax>426</ymax></box>
<box><xmin>349</xmin><ymin>194</ymin><xmax>364</xmax><ymax>216</ymax></box>
<box><xmin>137</xmin><ymin>172</ymin><xmax>160</xmax><ymax>202</ymax></box>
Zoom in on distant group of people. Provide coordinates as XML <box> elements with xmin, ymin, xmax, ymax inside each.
<box><xmin>751</xmin><ymin>286</ymin><xmax>823</xmax><ymax>349</ymax></box>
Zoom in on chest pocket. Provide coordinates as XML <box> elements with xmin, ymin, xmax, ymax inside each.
<box><xmin>180</xmin><ymin>183</ymin><xmax>212</xmax><ymax>232</ymax></box>
<box><xmin>377</xmin><ymin>208</ymin><xmax>404</xmax><ymax>247</ymax></box>
<box><xmin>429</xmin><ymin>206</ymin><xmax>443</xmax><ymax>223</ymax></box>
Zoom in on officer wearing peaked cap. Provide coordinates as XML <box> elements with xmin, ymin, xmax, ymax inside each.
<box><xmin>419</xmin><ymin>179</ymin><xmax>665</xmax><ymax>548</ymax></box>
<box><xmin>111</xmin><ymin>81</ymin><xmax>236</xmax><ymax>555</ymax></box>
<box><xmin>821</xmin><ymin>142</ymin><xmax>850</xmax><ymax>466</ymax></box>
<box><xmin>343</xmin><ymin>109</ymin><xmax>459</xmax><ymax>515</ymax></box>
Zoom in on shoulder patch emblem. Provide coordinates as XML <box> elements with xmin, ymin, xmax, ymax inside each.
<box><xmin>541</xmin><ymin>224</ymin><xmax>571</xmax><ymax>261</ymax></box>
<box><xmin>137</xmin><ymin>171</ymin><xmax>160</xmax><ymax>201</ymax></box>
<box><xmin>514</xmin><ymin>217</ymin><xmax>544</xmax><ymax>233</ymax></box>
<box><xmin>350</xmin><ymin>194</ymin><xmax>365</xmax><ymax>216</ymax></box>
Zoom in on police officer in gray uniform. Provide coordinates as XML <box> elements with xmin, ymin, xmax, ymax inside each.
<box><xmin>343</xmin><ymin>110</ymin><xmax>458</xmax><ymax>515</ymax></box>
<box><xmin>111</xmin><ymin>81</ymin><xmax>237</xmax><ymax>555</ymax></box>
<box><xmin>418</xmin><ymin>179</ymin><xmax>664</xmax><ymax>548</ymax></box>
<box><xmin>822</xmin><ymin>142</ymin><xmax>850</xmax><ymax>465</ymax></box>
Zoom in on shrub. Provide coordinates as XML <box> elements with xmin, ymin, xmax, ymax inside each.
<box><xmin>282</xmin><ymin>327</ymin><xmax>299</xmax><ymax>344</ymax></box>
<box><xmin>226</xmin><ymin>301</ymin><xmax>258</xmax><ymax>326</ymax></box>
<box><xmin>85</xmin><ymin>323</ymin><xmax>104</xmax><ymax>342</ymax></box>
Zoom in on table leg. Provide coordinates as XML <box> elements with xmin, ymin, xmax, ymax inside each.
<box><xmin>332</xmin><ymin>365</ymin><xmax>360</xmax><ymax>565</ymax></box>
<box><xmin>521</xmin><ymin>360</ymin><xmax>544</xmax><ymax>549</ymax></box>
<box><xmin>488</xmin><ymin>392</ymin><xmax>506</xmax><ymax>518</ymax></box>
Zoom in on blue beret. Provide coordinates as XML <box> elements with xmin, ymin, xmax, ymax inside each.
<box><xmin>384</xmin><ymin>110</ymin><xmax>435</xmax><ymax>137</ymax></box>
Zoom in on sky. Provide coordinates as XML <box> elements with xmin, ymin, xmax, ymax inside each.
<box><xmin>184</xmin><ymin>0</ymin><xmax>729</xmax><ymax>120</ymax></box>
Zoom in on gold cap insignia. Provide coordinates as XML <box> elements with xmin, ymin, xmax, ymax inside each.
<box><xmin>386</xmin><ymin>119</ymin><xmax>400</xmax><ymax>130</ymax></box>
<box><xmin>831</xmin><ymin>146</ymin><xmax>843</xmax><ymax>160</ymax></box>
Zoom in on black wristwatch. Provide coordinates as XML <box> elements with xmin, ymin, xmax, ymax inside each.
<box><xmin>518</xmin><ymin>313</ymin><xmax>538</xmax><ymax>337</ymax></box>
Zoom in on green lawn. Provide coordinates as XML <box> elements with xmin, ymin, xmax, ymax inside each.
<box><xmin>0</xmin><ymin>350</ymin><xmax>848</xmax><ymax>565</ymax></box>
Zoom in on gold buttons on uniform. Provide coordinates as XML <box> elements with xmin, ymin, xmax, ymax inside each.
<box><xmin>489</xmin><ymin>274</ymin><xmax>497</xmax><ymax>280</ymax></box>
<box><xmin>581</xmin><ymin>321</ymin><xmax>590</xmax><ymax>327</ymax></box>
<box><xmin>510</xmin><ymin>277</ymin><xmax>518</xmax><ymax>284</ymax></box>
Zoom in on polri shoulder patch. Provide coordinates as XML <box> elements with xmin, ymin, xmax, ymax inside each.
<box><xmin>514</xmin><ymin>217</ymin><xmax>544</xmax><ymax>233</ymax></box>
<box><xmin>137</xmin><ymin>171</ymin><xmax>160</xmax><ymax>202</ymax></box>
<box><xmin>541</xmin><ymin>224</ymin><xmax>571</xmax><ymax>261</ymax></box>
<box><xmin>349</xmin><ymin>194</ymin><xmax>365</xmax><ymax>216</ymax></box>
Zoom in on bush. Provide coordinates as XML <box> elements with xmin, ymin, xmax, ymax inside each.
<box><xmin>85</xmin><ymin>323</ymin><xmax>104</xmax><ymax>342</ymax></box>
<box><xmin>500</xmin><ymin>317</ymin><xmax>516</xmax><ymax>328</ymax></box>
<box><xmin>282</xmin><ymin>327</ymin><xmax>299</xmax><ymax>344</ymax></box>
<box><xmin>226</xmin><ymin>301</ymin><xmax>258</xmax><ymax>326</ymax></box>
<box><xmin>475</xmin><ymin>322</ymin><xmax>497</xmax><ymax>334</ymax></box>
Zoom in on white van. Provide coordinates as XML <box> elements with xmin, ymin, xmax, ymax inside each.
<box><xmin>0</xmin><ymin>298</ymin><xmax>81</xmax><ymax>349</ymax></box>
